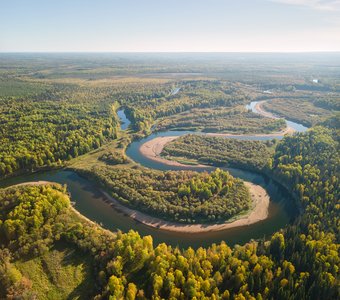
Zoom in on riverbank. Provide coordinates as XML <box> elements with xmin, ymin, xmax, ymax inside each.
<box><xmin>139</xmin><ymin>136</ymin><xmax>209</xmax><ymax>168</ymax></box>
<box><xmin>254</xmin><ymin>100</ymin><xmax>278</xmax><ymax>119</ymax></box>
<box><xmin>205</xmin><ymin>126</ymin><xmax>295</xmax><ymax>138</ymax></box>
<box><xmin>102</xmin><ymin>181</ymin><xmax>269</xmax><ymax>233</ymax></box>
<box><xmin>254</xmin><ymin>101</ymin><xmax>295</xmax><ymax>134</ymax></box>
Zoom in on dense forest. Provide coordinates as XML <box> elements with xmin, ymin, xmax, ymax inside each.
<box><xmin>162</xmin><ymin>134</ymin><xmax>274</xmax><ymax>171</ymax></box>
<box><xmin>0</xmin><ymin>86</ymin><xmax>119</xmax><ymax>179</ymax></box>
<box><xmin>155</xmin><ymin>107</ymin><xmax>285</xmax><ymax>134</ymax></box>
<box><xmin>122</xmin><ymin>80</ymin><xmax>253</xmax><ymax>133</ymax></box>
<box><xmin>313</xmin><ymin>94</ymin><xmax>340</xmax><ymax>111</ymax></box>
<box><xmin>0</xmin><ymin>124</ymin><xmax>339</xmax><ymax>299</ymax></box>
<box><xmin>262</xmin><ymin>98</ymin><xmax>333</xmax><ymax>127</ymax></box>
<box><xmin>78</xmin><ymin>168</ymin><xmax>251</xmax><ymax>223</ymax></box>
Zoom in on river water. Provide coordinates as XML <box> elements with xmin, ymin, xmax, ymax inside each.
<box><xmin>0</xmin><ymin>101</ymin><xmax>307</xmax><ymax>249</ymax></box>
<box><xmin>117</xmin><ymin>109</ymin><xmax>131</xmax><ymax>130</ymax></box>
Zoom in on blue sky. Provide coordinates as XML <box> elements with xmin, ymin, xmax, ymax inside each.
<box><xmin>1</xmin><ymin>0</ymin><xmax>339</xmax><ymax>52</ymax></box>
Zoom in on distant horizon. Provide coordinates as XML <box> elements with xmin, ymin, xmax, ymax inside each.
<box><xmin>1</xmin><ymin>51</ymin><xmax>340</xmax><ymax>54</ymax></box>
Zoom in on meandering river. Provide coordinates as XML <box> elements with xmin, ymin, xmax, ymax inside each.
<box><xmin>0</xmin><ymin>102</ymin><xmax>308</xmax><ymax>249</ymax></box>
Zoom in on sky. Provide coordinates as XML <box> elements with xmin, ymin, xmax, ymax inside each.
<box><xmin>1</xmin><ymin>0</ymin><xmax>340</xmax><ymax>52</ymax></box>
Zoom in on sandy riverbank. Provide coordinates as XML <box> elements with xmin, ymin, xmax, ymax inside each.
<box><xmin>254</xmin><ymin>100</ymin><xmax>278</xmax><ymax>119</ymax></box>
<box><xmin>254</xmin><ymin>101</ymin><xmax>295</xmax><ymax>134</ymax></box>
<box><xmin>206</xmin><ymin>125</ymin><xmax>295</xmax><ymax>138</ymax></box>
<box><xmin>139</xmin><ymin>136</ymin><xmax>209</xmax><ymax>168</ymax></box>
<box><xmin>102</xmin><ymin>181</ymin><xmax>269</xmax><ymax>233</ymax></box>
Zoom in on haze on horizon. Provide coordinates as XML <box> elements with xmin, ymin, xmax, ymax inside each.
<box><xmin>1</xmin><ymin>0</ymin><xmax>340</xmax><ymax>53</ymax></box>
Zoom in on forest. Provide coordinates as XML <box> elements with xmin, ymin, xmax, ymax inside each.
<box><xmin>122</xmin><ymin>80</ymin><xmax>253</xmax><ymax>133</ymax></box>
<box><xmin>0</xmin><ymin>85</ymin><xmax>119</xmax><ymax>178</ymax></box>
<box><xmin>78</xmin><ymin>168</ymin><xmax>251</xmax><ymax>223</ymax></box>
<box><xmin>262</xmin><ymin>98</ymin><xmax>334</xmax><ymax>127</ymax></box>
<box><xmin>162</xmin><ymin>134</ymin><xmax>274</xmax><ymax>171</ymax></box>
<box><xmin>0</xmin><ymin>124</ymin><xmax>339</xmax><ymax>299</ymax></box>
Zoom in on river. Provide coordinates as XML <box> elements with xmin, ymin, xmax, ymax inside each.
<box><xmin>117</xmin><ymin>109</ymin><xmax>131</xmax><ymax>130</ymax></box>
<box><xmin>0</xmin><ymin>101</ymin><xmax>308</xmax><ymax>249</ymax></box>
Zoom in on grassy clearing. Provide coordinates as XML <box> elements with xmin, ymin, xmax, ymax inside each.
<box><xmin>68</xmin><ymin>131</ymin><xmax>135</xmax><ymax>171</ymax></box>
<box><xmin>14</xmin><ymin>242</ymin><xmax>95</xmax><ymax>300</ymax></box>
